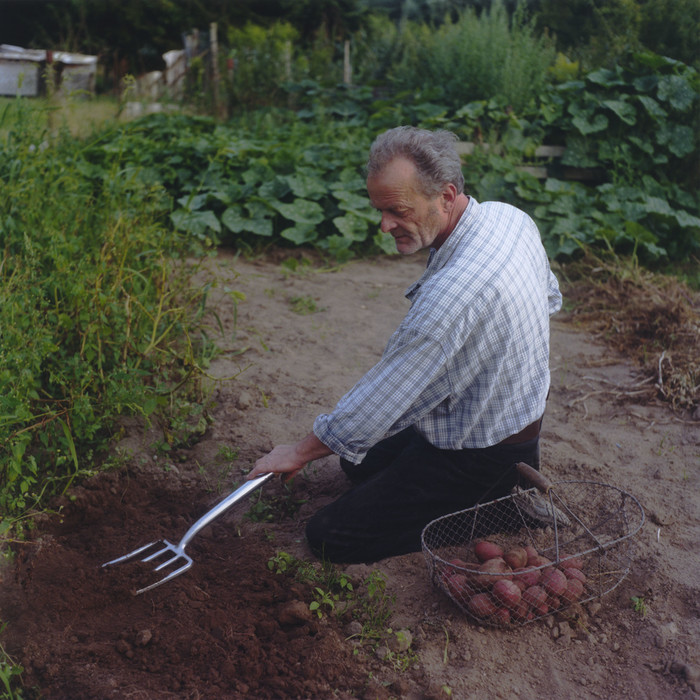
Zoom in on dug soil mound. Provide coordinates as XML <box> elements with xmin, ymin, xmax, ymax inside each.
<box><xmin>2</xmin><ymin>252</ymin><xmax>699</xmax><ymax>699</ymax></box>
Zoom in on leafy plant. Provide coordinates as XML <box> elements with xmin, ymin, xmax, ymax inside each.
<box><xmin>631</xmin><ymin>595</ymin><xmax>648</xmax><ymax>616</ymax></box>
<box><xmin>0</xmin><ymin>625</ymin><xmax>23</xmax><ymax>700</ymax></box>
<box><xmin>0</xmin><ymin>103</ymin><xmax>225</xmax><ymax>528</ymax></box>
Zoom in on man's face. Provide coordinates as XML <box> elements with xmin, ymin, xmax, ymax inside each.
<box><xmin>367</xmin><ymin>157</ymin><xmax>452</xmax><ymax>255</ymax></box>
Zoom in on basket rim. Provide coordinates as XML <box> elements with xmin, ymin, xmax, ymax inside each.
<box><xmin>420</xmin><ymin>479</ymin><xmax>645</xmax><ymax>558</ymax></box>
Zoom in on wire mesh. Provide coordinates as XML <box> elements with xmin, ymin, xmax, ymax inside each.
<box><xmin>421</xmin><ymin>479</ymin><xmax>644</xmax><ymax>626</ymax></box>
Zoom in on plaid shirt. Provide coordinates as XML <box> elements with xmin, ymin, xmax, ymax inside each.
<box><xmin>314</xmin><ymin>197</ymin><xmax>562</xmax><ymax>464</ymax></box>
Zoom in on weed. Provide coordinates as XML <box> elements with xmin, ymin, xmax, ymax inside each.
<box><xmin>244</xmin><ymin>484</ymin><xmax>307</xmax><ymax>523</ymax></box>
<box><xmin>288</xmin><ymin>295</ymin><xmax>324</xmax><ymax>315</ymax></box>
<box><xmin>216</xmin><ymin>445</ymin><xmax>239</xmax><ymax>463</ymax></box>
<box><xmin>631</xmin><ymin>596</ymin><xmax>648</xmax><ymax>617</ymax></box>
<box><xmin>0</xmin><ymin>625</ymin><xmax>23</xmax><ymax>699</ymax></box>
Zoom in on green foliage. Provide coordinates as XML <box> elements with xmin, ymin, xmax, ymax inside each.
<box><xmin>0</xmin><ymin>102</ymin><xmax>219</xmax><ymax>523</ymax></box>
<box><xmin>94</xmin><ymin>111</ymin><xmax>388</xmax><ymax>261</ymax></box>
<box><xmin>386</xmin><ymin>0</ymin><xmax>557</xmax><ymax>113</ymax></box>
<box><xmin>0</xmin><ymin>624</ymin><xmax>24</xmax><ymax>699</ymax></box>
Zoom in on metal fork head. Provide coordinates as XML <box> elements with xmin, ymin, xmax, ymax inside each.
<box><xmin>102</xmin><ymin>540</ymin><xmax>193</xmax><ymax>595</ymax></box>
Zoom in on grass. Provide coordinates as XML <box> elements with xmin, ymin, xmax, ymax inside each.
<box><xmin>0</xmin><ymin>95</ymin><xmax>120</xmax><ymax>139</ymax></box>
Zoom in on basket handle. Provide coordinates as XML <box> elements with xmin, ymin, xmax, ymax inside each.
<box><xmin>516</xmin><ymin>462</ymin><xmax>553</xmax><ymax>494</ymax></box>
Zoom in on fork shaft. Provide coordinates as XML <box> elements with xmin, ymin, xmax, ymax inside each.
<box><xmin>176</xmin><ymin>472</ymin><xmax>274</xmax><ymax>551</ymax></box>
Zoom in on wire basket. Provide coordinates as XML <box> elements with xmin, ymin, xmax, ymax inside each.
<box><xmin>421</xmin><ymin>463</ymin><xmax>645</xmax><ymax>626</ymax></box>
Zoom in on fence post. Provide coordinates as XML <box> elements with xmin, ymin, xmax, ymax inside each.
<box><xmin>209</xmin><ymin>22</ymin><xmax>222</xmax><ymax>118</ymax></box>
<box><xmin>343</xmin><ymin>39</ymin><xmax>351</xmax><ymax>85</ymax></box>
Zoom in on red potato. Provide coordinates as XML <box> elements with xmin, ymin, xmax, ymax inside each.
<box><xmin>561</xmin><ymin>578</ymin><xmax>585</xmax><ymax>603</ymax></box>
<box><xmin>527</xmin><ymin>554</ymin><xmax>553</xmax><ymax>570</ymax></box>
<box><xmin>511</xmin><ymin>599</ymin><xmax>530</xmax><ymax>622</ymax></box>
<box><xmin>522</xmin><ymin>585</ymin><xmax>547</xmax><ymax>609</ymax></box>
<box><xmin>534</xmin><ymin>603</ymin><xmax>549</xmax><ymax>616</ymax></box>
<box><xmin>563</xmin><ymin>567</ymin><xmax>587</xmax><ymax>585</ymax></box>
<box><xmin>491</xmin><ymin>607</ymin><xmax>511</xmax><ymax>625</ymax></box>
<box><xmin>444</xmin><ymin>573</ymin><xmax>474</xmax><ymax>604</ymax></box>
<box><xmin>548</xmin><ymin>596</ymin><xmax>562</xmax><ymax>610</ymax></box>
<box><xmin>444</xmin><ymin>558</ymin><xmax>470</xmax><ymax>575</ymax></box>
<box><xmin>492</xmin><ymin>579</ymin><xmax>522</xmax><ymax>609</ymax></box>
<box><xmin>503</xmin><ymin>547</ymin><xmax>528</xmax><ymax>570</ymax></box>
<box><xmin>541</xmin><ymin>568</ymin><xmax>567</xmax><ymax>597</ymax></box>
<box><xmin>512</xmin><ymin>566</ymin><xmax>541</xmax><ymax>589</ymax></box>
<box><xmin>560</xmin><ymin>556</ymin><xmax>584</xmax><ymax>570</ymax></box>
<box><xmin>524</xmin><ymin>545</ymin><xmax>539</xmax><ymax>561</ymax></box>
<box><xmin>467</xmin><ymin>592</ymin><xmax>498</xmax><ymax>618</ymax></box>
<box><xmin>474</xmin><ymin>540</ymin><xmax>504</xmax><ymax>562</ymax></box>
<box><xmin>473</xmin><ymin>557</ymin><xmax>513</xmax><ymax>588</ymax></box>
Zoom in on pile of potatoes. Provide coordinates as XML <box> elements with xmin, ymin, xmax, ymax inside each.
<box><xmin>439</xmin><ymin>540</ymin><xmax>587</xmax><ymax>624</ymax></box>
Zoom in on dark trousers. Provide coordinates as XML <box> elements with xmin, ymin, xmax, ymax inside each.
<box><xmin>305</xmin><ymin>426</ymin><xmax>540</xmax><ymax>564</ymax></box>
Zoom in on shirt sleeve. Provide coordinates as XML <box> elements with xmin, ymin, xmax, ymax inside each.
<box><xmin>313</xmin><ymin>328</ymin><xmax>451</xmax><ymax>464</ymax></box>
<box><xmin>547</xmin><ymin>268</ymin><xmax>562</xmax><ymax>316</ymax></box>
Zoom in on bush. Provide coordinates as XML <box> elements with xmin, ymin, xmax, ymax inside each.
<box><xmin>0</xmin><ymin>104</ymin><xmax>213</xmax><ymax>520</ymax></box>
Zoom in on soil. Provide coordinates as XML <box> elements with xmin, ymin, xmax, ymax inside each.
<box><xmin>2</xmin><ymin>251</ymin><xmax>699</xmax><ymax>700</ymax></box>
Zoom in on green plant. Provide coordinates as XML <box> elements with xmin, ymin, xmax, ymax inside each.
<box><xmin>0</xmin><ymin>625</ymin><xmax>23</xmax><ymax>700</ymax></box>
<box><xmin>244</xmin><ymin>483</ymin><xmax>307</xmax><ymax>523</ymax></box>
<box><xmin>631</xmin><ymin>595</ymin><xmax>648</xmax><ymax>616</ymax></box>
<box><xmin>288</xmin><ymin>295</ymin><xmax>323</xmax><ymax>315</ymax></box>
<box><xmin>387</xmin><ymin>0</ymin><xmax>556</xmax><ymax>114</ymax></box>
<box><xmin>267</xmin><ymin>551</ymin><xmax>355</xmax><ymax>619</ymax></box>
<box><xmin>0</xmin><ymin>103</ymin><xmax>227</xmax><ymax>527</ymax></box>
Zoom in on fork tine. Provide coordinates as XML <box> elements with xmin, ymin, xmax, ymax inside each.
<box><xmin>154</xmin><ymin>553</ymin><xmax>185</xmax><ymax>572</ymax></box>
<box><xmin>102</xmin><ymin>541</ymin><xmax>158</xmax><ymax>567</ymax></box>
<box><xmin>136</xmin><ymin>559</ymin><xmax>193</xmax><ymax>595</ymax></box>
<box><xmin>141</xmin><ymin>541</ymin><xmax>175</xmax><ymax>563</ymax></box>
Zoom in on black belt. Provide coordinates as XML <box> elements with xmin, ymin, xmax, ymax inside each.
<box><xmin>499</xmin><ymin>418</ymin><xmax>542</xmax><ymax>445</ymax></box>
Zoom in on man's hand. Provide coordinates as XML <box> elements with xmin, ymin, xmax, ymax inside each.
<box><xmin>248</xmin><ymin>432</ymin><xmax>334</xmax><ymax>481</ymax></box>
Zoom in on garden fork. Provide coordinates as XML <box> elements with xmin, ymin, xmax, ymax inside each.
<box><xmin>102</xmin><ymin>472</ymin><xmax>274</xmax><ymax>595</ymax></box>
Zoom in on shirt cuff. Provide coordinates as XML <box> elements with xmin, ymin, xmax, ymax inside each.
<box><xmin>313</xmin><ymin>414</ymin><xmax>367</xmax><ymax>465</ymax></box>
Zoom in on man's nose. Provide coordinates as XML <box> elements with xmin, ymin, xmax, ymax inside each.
<box><xmin>380</xmin><ymin>212</ymin><xmax>396</xmax><ymax>232</ymax></box>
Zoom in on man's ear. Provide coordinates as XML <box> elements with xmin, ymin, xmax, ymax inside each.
<box><xmin>440</xmin><ymin>183</ymin><xmax>458</xmax><ymax>211</ymax></box>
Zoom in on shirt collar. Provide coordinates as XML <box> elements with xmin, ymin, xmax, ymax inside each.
<box><xmin>404</xmin><ymin>197</ymin><xmax>480</xmax><ymax>301</ymax></box>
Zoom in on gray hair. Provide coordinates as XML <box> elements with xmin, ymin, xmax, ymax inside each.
<box><xmin>366</xmin><ymin>126</ymin><xmax>465</xmax><ymax>197</ymax></box>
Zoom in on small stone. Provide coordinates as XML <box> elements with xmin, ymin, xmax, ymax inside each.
<box><xmin>115</xmin><ymin>639</ymin><xmax>131</xmax><ymax>656</ymax></box>
<box><xmin>375</xmin><ymin>645</ymin><xmax>389</xmax><ymax>660</ymax></box>
<box><xmin>558</xmin><ymin>621</ymin><xmax>572</xmax><ymax>638</ymax></box>
<box><xmin>236</xmin><ymin>390</ymin><xmax>253</xmax><ymax>410</ymax></box>
<box><xmin>277</xmin><ymin>600</ymin><xmax>312</xmax><ymax>626</ymax></box>
<box><xmin>344</xmin><ymin>620</ymin><xmax>363</xmax><ymax>638</ymax></box>
<box><xmin>394</xmin><ymin>629</ymin><xmax>413</xmax><ymax>652</ymax></box>
<box><xmin>588</xmin><ymin>602</ymin><xmax>602</xmax><ymax>617</ymax></box>
<box><xmin>135</xmin><ymin>629</ymin><xmax>152</xmax><ymax>647</ymax></box>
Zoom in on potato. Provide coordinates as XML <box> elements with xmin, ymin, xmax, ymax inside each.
<box><xmin>512</xmin><ymin>566</ymin><xmax>541</xmax><ymax>589</ymax></box>
<box><xmin>563</xmin><ymin>567</ymin><xmax>587</xmax><ymax>585</ymax></box>
<box><xmin>522</xmin><ymin>585</ymin><xmax>547</xmax><ymax>609</ymax></box>
<box><xmin>467</xmin><ymin>592</ymin><xmax>498</xmax><ymax>618</ymax></box>
<box><xmin>473</xmin><ymin>557</ymin><xmax>513</xmax><ymax>588</ymax></box>
<box><xmin>492</xmin><ymin>579</ymin><xmax>522</xmax><ymax>609</ymax></box>
<box><xmin>524</xmin><ymin>545</ymin><xmax>539</xmax><ymax>561</ymax></box>
<box><xmin>503</xmin><ymin>546</ymin><xmax>527</xmax><ymax>570</ymax></box>
<box><xmin>474</xmin><ymin>540</ymin><xmax>504</xmax><ymax>562</ymax></box>
<box><xmin>527</xmin><ymin>554</ymin><xmax>553</xmax><ymax>569</ymax></box>
<box><xmin>491</xmin><ymin>607</ymin><xmax>511</xmax><ymax>625</ymax></box>
<box><xmin>561</xmin><ymin>578</ymin><xmax>584</xmax><ymax>603</ymax></box>
<box><xmin>541</xmin><ymin>568</ymin><xmax>567</xmax><ymax>597</ymax></box>
<box><xmin>511</xmin><ymin>599</ymin><xmax>530</xmax><ymax>622</ymax></box>
<box><xmin>560</xmin><ymin>555</ymin><xmax>584</xmax><ymax>570</ymax></box>
<box><xmin>444</xmin><ymin>573</ymin><xmax>473</xmax><ymax>604</ymax></box>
